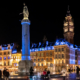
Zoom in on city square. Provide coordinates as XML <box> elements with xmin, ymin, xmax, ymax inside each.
<box><xmin>0</xmin><ymin>1</ymin><xmax>80</xmax><ymax>80</ymax></box>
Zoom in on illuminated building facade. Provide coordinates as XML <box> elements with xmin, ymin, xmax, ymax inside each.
<box><xmin>30</xmin><ymin>42</ymin><xmax>54</xmax><ymax>73</ymax></box>
<box><xmin>30</xmin><ymin>39</ymin><xmax>80</xmax><ymax>72</ymax></box>
<box><xmin>0</xmin><ymin>43</ymin><xmax>21</xmax><ymax>72</ymax></box>
<box><xmin>63</xmin><ymin>6</ymin><xmax>74</xmax><ymax>44</ymax></box>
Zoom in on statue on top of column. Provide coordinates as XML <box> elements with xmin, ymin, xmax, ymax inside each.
<box><xmin>23</xmin><ymin>3</ymin><xmax>29</xmax><ymax>20</ymax></box>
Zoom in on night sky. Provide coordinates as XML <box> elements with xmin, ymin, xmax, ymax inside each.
<box><xmin>0</xmin><ymin>1</ymin><xmax>80</xmax><ymax>46</ymax></box>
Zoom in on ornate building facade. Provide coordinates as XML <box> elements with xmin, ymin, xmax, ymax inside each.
<box><xmin>30</xmin><ymin>7</ymin><xmax>80</xmax><ymax>73</ymax></box>
<box><xmin>63</xmin><ymin>6</ymin><xmax>74</xmax><ymax>44</ymax></box>
<box><xmin>0</xmin><ymin>43</ymin><xmax>21</xmax><ymax>72</ymax></box>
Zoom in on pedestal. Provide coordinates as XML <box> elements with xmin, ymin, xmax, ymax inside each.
<box><xmin>18</xmin><ymin>60</ymin><xmax>33</xmax><ymax>75</ymax></box>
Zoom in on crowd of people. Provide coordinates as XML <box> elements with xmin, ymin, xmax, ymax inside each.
<box><xmin>29</xmin><ymin>67</ymin><xmax>50</xmax><ymax>79</ymax></box>
<box><xmin>43</xmin><ymin>69</ymin><xmax>50</xmax><ymax>79</ymax></box>
<box><xmin>0</xmin><ymin>67</ymin><xmax>9</xmax><ymax>80</ymax></box>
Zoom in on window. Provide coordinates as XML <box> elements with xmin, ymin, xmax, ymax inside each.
<box><xmin>34</xmin><ymin>59</ymin><xmax>36</xmax><ymax>61</ymax></box>
<box><xmin>50</xmin><ymin>52</ymin><xmax>52</xmax><ymax>56</ymax></box>
<box><xmin>41</xmin><ymin>58</ymin><xmax>43</xmax><ymax>61</ymax></box>
<box><xmin>4</xmin><ymin>57</ymin><xmax>6</xmax><ymax>60</ymax></box>
<box><xmin>50</xmin><ymin>58</ymin><xmax>52</xmax><ymax>61</ymax></box>
<box><xmin>8</xmin><ymin>57</ymin><xmax>10</xmax><ymax>59</ymax></box>
<box><xmin>41</xmin><ymin>63</ymin><xmax>43</xmax><ymax>66</ymax></box>
<box><xmin>0</xmin><ymin>53</ymin><xmax>2</xmax><ymax>55</ymax></box>
<box><xmin>0</xmin><ymin>57</ymin><xmax>2</xmax><ymax>60</ymax></box>
<box><xmin>34</xmin><ymin>63</ymin><xmax>36</xmax><ymax>66</ymax></box>
<box><xmin>62</xmin><ymin>48</ymin><xmax>64</xmax><ymax>51</ymax></box>
<box><xmin>58</xmin><ymin>48</ymin><xmax>60</xmax><ymax>52</ymax></box>
<box><xmin>55</xmin><ymin>54</ymin><xmax>57</xmax><ymax>58</ymax></box>
<box><xmin>8</xmin><ymin>52</ymin><xmax>10</xmax><ymax>54</ymax></box>
<box><xmin>38</xmin><ymin>63</ymin><xmax>40</xmax><ymax>66</ymax></box>
<box><xmin>8</xmin><ymin>61</ymin><xmax>10</xmax><ymax>66</ymax></box>
<box><xmin>50</xmin><ymin>63</ymin><xmax>53</xmax><ymax>67</ymax></box>
<box><xmin>62</xmin><ymin>60</ymin><xmax>64</xmax><ymax>64</ymax></box>
<box><xmin>59</xmin><ymin>54</ymin><xmax>60</xmax><ymax>58</ymax></box>
<box><xmin>55</xmin><ymin>49</ymin><xmax>57</xmax><ymax>52</ymax></box>
<box><xmin>46</xmin><ymin>53</ymin><xmax>48</xmax><ymax>56</ymax></box>
<box><xmin>38</xmin><ymin>53</ymin><xmax>40</xmax><ymax>57</ymax></box>
<box><xmin>62</xmin><ymin>54</ymin><xmax>64</xmax><ymax>58</ymax></box>
<box><xmin>38</xmin><ymin>59</ymin><xmax>40</xmax><ymax>61</ymax></box>
<box><xmin>4</xmin><ymin>52</ymin><xmax>6</xmax><ymax>55</ymax></box>
<box><xmin>46</xmin><ymin>58</ymin><xmax>48</xmax><ymax>61</ymax></box>
<box><xmin>4</xmin><ymin>62</ymin><xmax>6</xmax><ymax>66</ymax></box>
<box><xmin>41</xmin><ymin>53</ymin><xmax>43</xmax><ymax>57</ymax></box>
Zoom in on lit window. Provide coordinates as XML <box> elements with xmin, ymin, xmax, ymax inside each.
<box><xmin>62</xmin><ymin>54</ymin><xmax>64</xmax><ymax>58</ymax></box>
<box><xmin>50</xmin><ymin>63</ymin><xmax>53</xmax><ymax>67</ymax></box>
<box><xmin>55</xmin><ymin>54</ymin><xmax>57</xmax><ymax>58</ymax></box>
<box><xmin>4</xmin><ymin>52</ymin><xmax>6</xmax><ymax>55</ymax></box>
<box><xmin>4</xmin><ymin>62</ymin><xmax>6</xmax><ymax>66</ymax></box>
<box><xmin>62</xmin><ymin>60</ymin><xmax>64</xmax><ymax>63</ymax></box>
<box><xmin>55</xmin><ymin>49</ymin><xmax>57</xmax><ymax>52</ymax></box>
<box><xmin>50</xmin><ymin>52</ymin><xmax>52</xmax><ymax>56</ymax></box>
<box><xmin>0</xmin><ymin>57</ymin><xmax>2</xmax><ymax>60</ymax></box>
<box><xmin>62</xmin><ymin>48</ymin><xmax>64</xmax><ymax>51</ymax></box>
<box><xmin>46</xmin><ymin>53</ymin><xmax>48</xmax><ymax>56</ymax></box>
<box><xmin>8</xmin><ymin>57</ymin><xmax>10</xmax><ymax>59</ymax></box>
<box><xmin>4</xmin><ymin>57</ymin><xmax>6</xmax><ymax>60</ymax></box>
<box><xmin>41</xmin><ymin>58</ymin><xmax>43</xmax><ymax>61</ymax></box>
<box><xmin>50</xmin><ymin>58</ymin><xmax>52</xmax><ymax>61</ymax></box>
<box><xmin>46</xmin><ymin>58</ymin><xmax>48</xmax><ymax>61</ymax></box>
<box><xmin>34</xmin><ymin>63</ymin><xmax>36</xmax><ymax>66</ymax></box>
<box><xmin>34</xmin><ymin>59</ymin><xmax>36</xmax><ymax>61</ymax></box>
<box><xmin>59</xmin><ymin>54</ymin><xmax>60</xmax><ymax>58</ymax></box>
<box><xmin>41</xmin><ymin>63</ymin><xmax>43</xmax><ymax>66</ymax></box>
<box><xmin>38</xmin><ymin>53</ymin><xmax>40</xmax><ymax>57</ymax></box>
<box><xmin>58</xmin><ymin>48</ymin><xmax>60</xmax><ymax>52</ymax></box>
<box><xmin>8</xmin><ymin>52</ymin><xmax>10</xmax><ymax>54</ymax></box>
<box><xmin>38</xmin><ymin>63</ymin><xmax>40</xmax><ymax>66</ymax></box>
<box><xmin>38</xmin><ymin>59</ymin><xmax>40</xmax><ymax>61</ymax></box>
<box><xmin>41</xmin><ymin>53</ymin><xmax>43</xmax><ymax>57</ymax></box>
<box><xmin>8</xmin><ymin>61</ymin><xmax>10</xmax><ymax>66</ymax></box>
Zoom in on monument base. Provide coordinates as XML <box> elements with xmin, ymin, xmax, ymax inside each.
<box><xmin>18</xmin><ymin>60</ymin><xmax>33</xmax><ymax>75</ymax></box>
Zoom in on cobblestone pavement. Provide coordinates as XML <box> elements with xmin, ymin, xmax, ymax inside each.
<box><xmin>1</xmin><ymin>73</ymin><xmax>80</xmax><ymax>80</ymax></box>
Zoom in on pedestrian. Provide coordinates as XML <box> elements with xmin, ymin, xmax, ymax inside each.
<box><xmin>76</xmin><ymin>66</ymin><xmax>79</xmax><ymax>77</ymax></box>
<box><xmin>29</xmin><ymin>67</ymin><xmax>34</xmax><ymax>78</ymax></box>
<box><xmin>6</xmin><ymin>69</ymin><xmax>10</xmax><ymax>80</ymax></box>
<box><xmin>43</xmin><ymin>69</ymin><xmax>47</xmax><ymax>79</ymax></box>
<box><xmin>3</xmin><ymin>68</ymin><xmax>7</xmax><ymax>80</ymax></box>
<box><xmin>0</xmin><ymin>70</ymin><xmax>2</xmax><ymax>80</ymax></box>
<box><xmin>47</xmin><ymin>70</ymin><xmax>50</xmax><ymax>78</ymax></box>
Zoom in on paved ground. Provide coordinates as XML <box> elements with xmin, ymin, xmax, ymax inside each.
<box><xmin>1</xmin><ymin>73</ymin><xmax>80</xmax><ymax>80</ymax></box>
